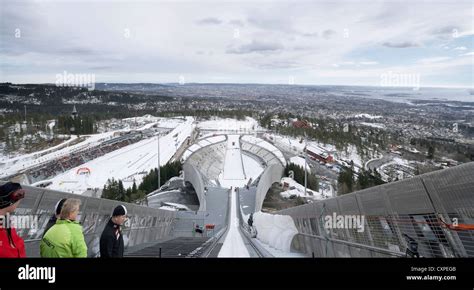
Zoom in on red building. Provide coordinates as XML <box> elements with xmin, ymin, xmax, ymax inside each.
<box><xmin>291</xmin><ymin>119</ymin><xmax>311</xmax><ymax>129</ymax></box>
<box><xmin>305</xmin><ymin>145</ymin><xmax>333</xmax><ymax>163</ymax></box>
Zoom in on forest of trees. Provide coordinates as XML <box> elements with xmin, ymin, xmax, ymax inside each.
<box><xmin>157</xmin><ymin>108</ymin><xmax>255</xmax><ymax>121</ymax></box>
<box><xmin>138</xmin><ymin>161</ymin><xmax>183</xmax><ymax>194</ymax></box>
<box><xmin>284</xmin><ymin>163</ymin><xmax>319</xmax><ymax>192</ymax></box>
<box><xmin>101</xmin><ymin>179</ymin><xmax>143</xmax><ymax>203</ymax></box>
<box><xmin>101</xmin><ymin>161</ymin><xmax>183</xmax><ymax>202</ymax></box>
<box><xmin>337</xmin><ymin>162</ymin><xmax>385</xmax><ymax>195</ymax></box>
<box><xmin>57</xmin><ymin>115</ymin><xmax>96</xmax><ymax>135</ymax></box>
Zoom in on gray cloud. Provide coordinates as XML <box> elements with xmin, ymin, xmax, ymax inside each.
<box><xmin>89</xmin><ymin>65</ymin><xmax>114</xmax><ymax>70</ymax></box>
<box><xmin>322</xmin><ymin>29</ymin><xmax>336</xmax><ymax>39</ymax></box>
<box><xmin>430</xmin><ymin>25</ymin><xmax>461</xmax><ymax>40</ymax></box>
<box><xmin>382</xmin><ymin>41</ymin><xmax>420</xmax><ymax>48</ymax></box>
<box><xmin>301</xmin><ymin>32</ymin><xmax>318</xmax><ymax>37</ymax></box>
<box><xmin>226</xmin><ymin>40</ymin><xmax>283</xmax><ymax>54</ymax></box>
<box><xmin>196</xmin><ymin>17</ymin><xmax>222</xmax><ymax>25</ymax></box>
<box><xmin>229</xmin><ymin>19</ymin><xmax>244</xmax><ymax>27</ymax></box>
<box><xmin>247</xmin><ymin>14</ymin><xmax>296</xmax><ymax>34</ymax></box>
<box><xmin>58</xmin><ymin>47</ymin><xmax>99</xmax><ymax>55</ymax></box>
<box><xmin>255</xmin><ymin>60</ymin><xmax>302</xmax><ymax>70</ymax></box>
<box><xmin>0</xmin><ymin>0</ymin><xmax>471</xmax><ymax>87</ymax></box>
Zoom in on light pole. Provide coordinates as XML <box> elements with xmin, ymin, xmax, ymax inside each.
<box><xmin>304</xmin><ymin>131</ymin><xmax>307</xmax><ymax>196</ymax></box>
<box><xmin>157</xmin><ymin>132</ymin><xmax>161</xmax><ymax>190</ymax></box>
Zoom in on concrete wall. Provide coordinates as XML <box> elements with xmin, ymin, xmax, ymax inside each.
<box><xmin>255</xmin><ymin>163</ymin><xmax>284</xmax><ymax>212</ymax></box>
<box><xmin>183</xmin><ymin>162</ymin><xmax>206</xmax><ymax>211</ymax></box>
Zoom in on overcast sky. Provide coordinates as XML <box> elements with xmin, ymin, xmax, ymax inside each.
<box><xmin>1</xmin><ymin>0</ymin><xmax>473</xmax><ymax>87</ymax></box>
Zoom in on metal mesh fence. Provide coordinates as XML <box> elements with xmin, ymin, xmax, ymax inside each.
<box><xmin>1</xmin><ymin>183</ymin><xmax>177</xmax><ymax>257</ymax></box>
<box><xmin>280</xmin><ymin>162</ymin><xmax>474</xmax><ymax>258</ymax></box>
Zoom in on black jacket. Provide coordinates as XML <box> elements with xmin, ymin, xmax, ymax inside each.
<box><xmin>100</xmin><ymin>218</ymin><xmax>124</xmax><ymax>258</ymax></box>
<box><xmin>43</xmin><ymin>216</ymin><xmax>57</xmax><ymax>238</ymax></box>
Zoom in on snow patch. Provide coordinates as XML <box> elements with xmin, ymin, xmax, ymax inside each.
<box><xmin>253</xmin><ymin>211</ymin><xmax>298</xmax><ymax>253</ymax></box>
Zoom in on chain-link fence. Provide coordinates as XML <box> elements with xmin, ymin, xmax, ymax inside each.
<box><xmin>278</xmin><ymin>162</ymin><xmax>474</xmax><ymax>258</ymax></box>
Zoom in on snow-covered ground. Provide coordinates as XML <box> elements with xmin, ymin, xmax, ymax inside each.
<box><xmin>218</xmin><ymin>188</ymin><xmax>250</xmax><ymax>257</ymax></box>
<box><xmin>360</xmin><ymin>122</ymin><xmax>386</xmax><ymax>129</ymax></box>
<box><xmin>280</xmin><ymin>177</ymin><xmax>331</xmax><ymax>200</ymax></box>
<box><xmin>241</xmin><ymin>154</ymin><xmax>264</xmax><ymax>183</ymax></box>
<box><xmin>220</xmin><ymin>135</ymin><xmax>247</xmax><ymax>188</ymax></box>
<box><xmin>0</xmin><ymin>116</ymin><xmax>191</xmax><ymax>179</ymax></box>
<box><xmin>264</xmin><ymin>132</ymin><xmax>371</xmax><ymax>172</ymax></box>
<box><xmin>0</xmin><ymin>132</ymin><xmax>118</xmax><ymax>179</ymax></box>
<box><xmin>354</xmin><ymin>113</ymin><xmax>383</xmax><ymax>119</ymax></box>
<box><xmin>198</xmin><ymin>117</ymin><xmax>261</xmax><ymax>132</ymax></box>
<box><xmin>45</xmin><ymin>117</ymin><xmax>194</xmax><ymax>194</ymax></box>
<box><xmin>253</xmin><ymin>211</ymin><xmax>299</xmax><ymax>254</ymax></box>
<box><xmin>263</xmin><ymin>133</ymin><xmax>305</xmax><ymax>154</ymax></box>
<box><xmin>159</xmin><ymin>202</ymin><xmax>191</xmax><ymax>211</ymax></box>
<box><xmin>289</xmin><ymin>156</ymin><xmax>309</xmax><ymax>171</ymax></box>
<box><xmin>0</xmin><ymin>135</ymin><xmax>79</xmax><ymax>164</ymax></box>
<box><xmin>253</xmin><ymin>238</ymin><xmax>306</xmax><ymax>257</ymax></box>
<box><xmin>333</xmin><ymin>144</ymin><xmax>364</xmax><ymax>171</ymax></box>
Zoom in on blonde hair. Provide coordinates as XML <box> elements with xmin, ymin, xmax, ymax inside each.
<box><xmin>59</xmin><ymin>198</ymin><xmax>81</xmax><ymax>220</ymax></box>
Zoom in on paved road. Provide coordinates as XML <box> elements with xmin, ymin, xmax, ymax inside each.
<box><xmin>276</xmin><ymin>144</ymin><xmax>338</xmax><ymax>181</ymax></box>
<box><xmin>367</xmin><ymin>153</ymin><xmax>397</xmax><ymax>171</ymax></box>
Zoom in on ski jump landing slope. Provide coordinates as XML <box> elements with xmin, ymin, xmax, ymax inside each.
<box><xmin>47</xmin><ymin>117</ymin><xmax>194</xmax><ymax>194</ymax></box>
<box><xmin>220</xmin><ymin>135</ymin><xmax>247</xmax><ymax>188</ymax></box>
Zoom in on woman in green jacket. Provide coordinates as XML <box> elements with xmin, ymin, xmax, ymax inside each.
<box><xmin>40</xmin><ymin>198</ymin><xmax>88</xmax><ymax>258</ymax></box>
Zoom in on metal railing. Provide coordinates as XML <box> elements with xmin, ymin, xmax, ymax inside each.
<box><xmin>278</xmin><ymin>162</ymin><xmax>474</xmax><ymax>258</ymax></box>
<box><xmin>1</xmin><ymin>182</ymin><xmax>177</xmax><ymax>257</ymax></box>
<box><xmin>235</xmin><ymin>187</ymin><xmax>272</xmax><ymax>257</ymax></box>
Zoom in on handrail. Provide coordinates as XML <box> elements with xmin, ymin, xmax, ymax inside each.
<box><xmin>196</xmin><ymin>187</ymin><xmax>233</xmax><ymax>257</ymax></box>
<box><xmin>297</xmin><ymin>232</ymin><xmax>406</xmax><ymax>257</ymax></box>
<box><xmin>235</xmin><ymin>187</ymin><xmax>272</xmax><ymax>257</ymax></box>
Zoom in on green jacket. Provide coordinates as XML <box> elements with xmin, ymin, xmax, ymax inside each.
<box><xmin>40</xmin><ymin>219</ymin><xmax>88</xmax><ymax>258</ymax></box>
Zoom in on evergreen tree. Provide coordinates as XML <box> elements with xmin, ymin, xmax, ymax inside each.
<box><xmin>337</xmin><ymin>166</ymin><xmax>354</xmax><ymax>195</ymax></box>
<box><xmin>427</xmin><ymin>146</ymin><xmax>435</xmax><ymax>159</ymax></box>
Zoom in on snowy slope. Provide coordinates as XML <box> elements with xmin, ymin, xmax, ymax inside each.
<box><xmin>264</xmin><ymin>133</ymin><xmax>371</xmax><ymax>172</ymax></box>
<box><xmin>197</xmin><ymin>117</ymin><xmax>260</xmax><ymax>132</ymax></box>
<box><xmin>289</xmin><ymin>156</ymin><xmax>309</xmax><ymax>171</ymax></box>
<box><xmin>220</xmin><ymin>135</ymin><xmax>246</xmax><ymax>188</ymax></box>
<box><xmin>218</xmin><ymin>188</ymin><xmax>250</xmax><ymax>257</ymax></box>
<box><xmin>0</xmin><ymin>116</ymin><xmax>190</xmax><ymax>179</ymax></box>
<box><xmin>253</xmin><ymin>211</ymin><xmax>299</xmax><ymax>253</ymax></box>
<box><xmin>241</xmin><ymin>154</ymin><xmax>264</xmax><ymax>183</ymax></box>
<box><xmin>46</xmin><ymin>117</ymin><xmax>194</xmax><ymax>194</ymax></box>
<box><xmin>0</xmin><ymin>132</ymin><xmax>116</xmax><ymax>178</ymax></box>
<box><xmin>0</xmin><ymin>135</ymin><xmax>78</xmax><ymax>165</ymax></box>
<box><xmin>280</xmin><ymin>177</ymin><xmax>330</xmax><ymax>200</ymax></box>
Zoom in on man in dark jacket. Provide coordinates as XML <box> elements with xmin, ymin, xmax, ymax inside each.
<box><xmin>100</xmin><ymin>205</ymin><xmax>127</xmax><ymax>258</ymax></box>
<box><xmin>43</xmin><ymin>198</ymin><xmax>67</xmax><ymax>237</ymax></box>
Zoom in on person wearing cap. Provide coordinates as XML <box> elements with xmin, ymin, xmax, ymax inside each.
<box><xmin>40</xmin><ymin>198</ymin><xmax>87</xmax><ymax>258</ymax></box>
<box><xmin>0</xmin><ymin>182</ymin><xmax>26</xmax><ymax>258</ymax></box>
<box><xmin>42</xmin><ymin>198</ymin><xmax>67</xmax><ymax>238</ymax></box>
<box><xmin>100</xmin><ymin>205</ymin><xmax>127</xmax><ymax>258</ymax></box>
